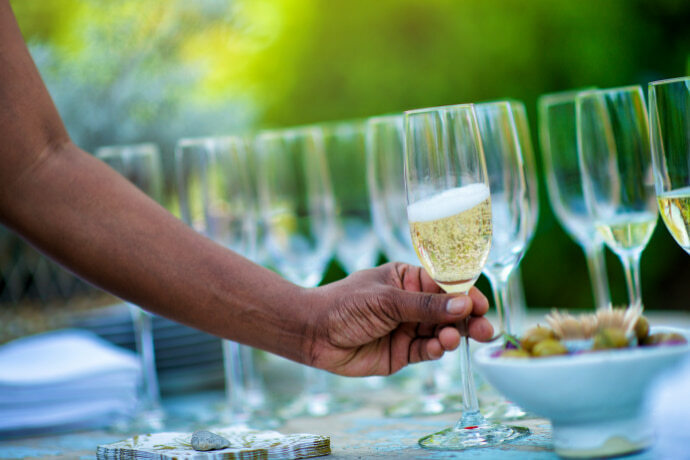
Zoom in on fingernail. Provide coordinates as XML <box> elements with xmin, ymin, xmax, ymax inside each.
<box><xmin>446</xmin><ymin>296</ymin><xmax>469</xmax><ymax>315</ymax></box>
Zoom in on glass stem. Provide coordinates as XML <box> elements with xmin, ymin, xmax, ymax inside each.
<box><xmin>455</xmin><ymin>316</ymin><xmax>482</xmax><ymax>429</ymax></box>
<box><xmin>506</xmin><ymin>269</ymin><xmax>527</xmax><ymax>334</ymax></box>
<box><xmin>222</xmin><ymin>340</ymin><xmax>247</xmax><ymax>420</ymax></box>
<box><xmin>584</xmin><ymin>243</ymin><xmax>612</xmax><ymax>310</ymax></box>
<box><xmin>491</xmin><ymin>279</ymin><xmax>512</xmax><ymax>336</ymax></box>
<box><xmin>240</xmin><ymin>345</ymin><xmax>263</xmax><ymax>407</ymax></box>
<box><xmin>620</xmin><ymin>251</ymin><xmax>643</xmax><ymax>309</ymax></box>
<box><xmin>130</xmin><ymin>305</ymin><xmax>161</xmax><ymax>408</ymax></box>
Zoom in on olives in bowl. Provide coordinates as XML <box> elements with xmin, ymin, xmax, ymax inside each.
<box><xmin>475</xmin><ymin>325</ymin><xmax>690</xmax><ymax>458</ymax></box>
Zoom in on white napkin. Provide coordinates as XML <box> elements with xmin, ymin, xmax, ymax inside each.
<box><xmin>647</xmin><ymin>354</ymin><xmax>690</xmax><ymax>459</ymax></box>
<box><xmin>0</xmin><ymin>329</ymin><xmax>141</xmax><ymax>435</ymax></box>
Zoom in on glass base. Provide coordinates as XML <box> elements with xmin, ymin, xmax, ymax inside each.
<box><xmin>384</xmin><ymin>393</ymin><xmax>463</xmax><ymax>418</ymax></box>
<box><xmin>278</xmin><ymin>392</ymin><xmax>360</xmax><ymax>418</ymax></box>
<box><xmin>216</xmin><ymin>409</ymin><xmax>282</xmax><ymax>430</ymax></box>
<box><xmin>109</xmin><ymin>405</ymin><xmax>165</xmax><ymax>434</ymax></box>
<box><xmin>418</xmin><ymin>412</ymin><xmax>529</xmax><ymax>450</ymax></box>
<box><xmin>483</xmin><ymin>400</ymin><xmax>535</xmax><ymax>421</ymax></box>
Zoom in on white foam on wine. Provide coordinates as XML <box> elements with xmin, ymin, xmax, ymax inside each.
<box><xmin>407</xmin><ymin>183</ymin><xmax>490</xmax><ymax>222</ymax></box>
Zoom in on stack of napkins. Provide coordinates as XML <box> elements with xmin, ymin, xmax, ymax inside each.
<box><xmin>0</xmin><ymin>329</ymin><xmax>141</xmax><ymax>437</ymax></box>
<box><xmin>97</xmin><ymin>427</ymin><xmax>331</xmax><ymax>459</ymax></box>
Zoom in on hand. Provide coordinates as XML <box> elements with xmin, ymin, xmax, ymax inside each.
<box><xmin>304</xmin><ymin>262</ymin><xmax>494</xmax><ymax>377</ymax></box>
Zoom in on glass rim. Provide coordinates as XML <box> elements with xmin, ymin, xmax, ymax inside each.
<box><xmin>95</xmin><ymin>143</ymin><xmax>160</xmax><ymax>161</ymax></box>
<box><xmin>175</xmin><ymin>136</ymin><xmax>217</xmax><ymax>148</ymax></box>
<box><xmin>96</xmin><ymin>142</ymin><xmax>159</xmax><ymax>152</ymax></box>
<box><xmin>576</xmin><ymin>85</ymin><xmax>643</xmax><ymax>99</ymax></box>
<box><xmin>404</xmin><ymin>102</ymin><xmax>474</xmax><ymax>117</ymax></box>
<box><xmin>538</xmin><ymin>87</ymin><xmax>598</xmax><ymax>106</ymax></box>
<box><xmin>255</xmin><ymin>124</ymin><xmax>321</xmax><ymax>141</ymax></box>
<box><xmin>649</xmin><ymin>75</ymin><xmax>690</xmax><ymax>87</ymax></box>
<box><xmin>476</xmin><ymin>97</ymin><xmax>526</xmax><ymax>107</ymax></box>
<box><xmin>475</xmin><ymin>100</ymin><xmax>513</xmax><ymax>111</ymax></box>
<box><xmin>319</xmin><ymin>117</ymin><xmax>368</xmax><ymax>129</ymax></box>
<box><xmin>366</xmin><ymin>113</ymin><xmax>403</xmax><ymax>124</ymax></box>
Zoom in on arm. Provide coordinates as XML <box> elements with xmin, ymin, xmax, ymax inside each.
<box><xmin>0</xmin><ymin>0</ymin><xmax>492</xmax><ymax>376</ymax></box>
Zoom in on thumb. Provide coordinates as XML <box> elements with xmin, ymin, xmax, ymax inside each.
<box><xmin>387</xmin><ymin>288</ymin><xmax>473</xmax><ymax>324</ymax></box>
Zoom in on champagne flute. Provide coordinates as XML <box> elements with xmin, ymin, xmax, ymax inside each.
<box><xmin>538</xmin><ymin>89</ymin><xmax>612</xmax><ymax>310</ymax></box>
<box><xmin>366</xmin><ymin>114</ymin><xmax>463</xmax><ymax>417</ymax></box>
<box><xmin>405</xmin><ymin>103</ymin><xmax>528</xmax><ymax>449</ymax></box>
<box><xmin>175</xmin><ymin>136</ymin><xmax>276</xmax><ymax>428</ymax></box>
<box><xmin>323</xmin><ymin>119</ymin><xmax>379</xmax><ymax>273</ymax></box>
<box><xmin>473</xmin><ymin>101</ymin><xmax>534</xmax><ymax>423</ymax></box>
<box><xmin>255</xmin><ymin>125</ymin><xmax>353</xmax><ymax>418</ymax></box>
<box><xmin>95</xmin><ymin>143</ymin><xmax>165</xmax><ymax>431</ymax></box>
<box><xmin>576</xmin><ymin>86</ymin><xmax>658</xmax><ymax>310</ymax></box>
<box><xmin>504</xmin><ymin>100</ymin><xmax>540</xmax><ymax>334</ymax></box>
<box><xmin>649</xmin><ymin>76</ymin><xmax>690</xmax><ymax>253</ymax></box>
<box><xmin>475</xmin><ymin>101</ymin><xmax>530</xmax><ymax>337</ymax></box>
<box><xmin>366</xmin><ymin>115</ymin><xmax>419</xmax><ymax>266</ymax></box>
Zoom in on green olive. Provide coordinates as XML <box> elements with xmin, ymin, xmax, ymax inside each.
<box><xmin>520</xmin><ymin>326</ymin><xmax>556</xmax><ymax>352</ymax></box>
<box><xmin>500</xmin><ymin>349</ymin><xmax>530</xmax><ymax>358</ymax></box>
<box><xmin>593</xmin><ymin>328</ymin><xmax>629</xmax><ymax>350</ymax></box>
<box><xmin>531</xmin><ymin>339</ymin><xmax>568</xmax><ymax>357</ymax></box>
<box><xmin>642</xmin><ymin>332</ymin><xmax>688</xmax><ymax>346</ymax></box>
<box><xmin>634</xmin><ymin>316</ymin><xmax>650</xmax><ymax>341</ymax></box>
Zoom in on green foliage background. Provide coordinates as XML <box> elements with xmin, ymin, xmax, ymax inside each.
<box><xmin>9</xmin><ymin>0</ymin><xmax>690</xmax><ymax>310</ymax></box>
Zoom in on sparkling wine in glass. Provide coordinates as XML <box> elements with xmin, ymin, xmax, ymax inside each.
<box><xmin>538</xmin><ymin>88</ymin><xmax>612</xmax><ymax>310</ymax></box>
<box><xmin>576</xmin><ymin>86</ymin><xmax>658</xmax><ymax>310</ymax></box>
<box><xmin>405</xmin><ymin>103</ymin><xmax>528</xmax><ymax>449</ymax></box>
<box><xmin>366</xmin><ymin>114</ymin><xmax>463</xmax><ymax>417</ymax></box>
<box><xmin>96</xmin><ymin>143</ymin><xmax>165</xmax><ymax>431</ymax></box>
<box><xmin>649</xmin><ymin>76</ymin><xmax>690</xmax><ymax>254</ymax></box>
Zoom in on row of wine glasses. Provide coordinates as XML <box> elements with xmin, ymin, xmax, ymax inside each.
<box><xmin>538</xmin><ymin>79</ymin><xmax>689</xmax><ymax>315</ymax></box>
<box><xmin>538</xmin><ymin>88</ymin><xmax>613</xmax><ymax>310</ymax></box>
<box><xmin>93</xmin><ymin>100</ymin><xmax>543</xmax><ymax>440</ymax></box>
<box><xmin>91</xmin><ymin>74</ymin><xmax>688</xmax><ymax>451</ymax></box>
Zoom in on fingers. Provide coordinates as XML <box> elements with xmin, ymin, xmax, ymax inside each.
<box><xmin>397</xmin><ymin>263</ymin><xmax>443</xmax><ymax>294</ymax></box>
<box><xmin>407</xmin><ymin>326</ymin><xmax>460</xmax><ymax>362</ymax></box>
<box><xmin>468</xmin><ymin>287</ymin><xmax>490</xmax><ymax>316</ymax></box>
<box><xmin>388</xmin><ymin>288</ymin><xmax>474</xmax><ymax>324</ymax></box>
<box><xmin>387</xmin><ymin>263</ymin><xmax>490</xmax><ymax>324</ymax></box>
<box><xmin>468</xmin><ymin>317</ymin><xmax>494</xmax><ymax>342</ymax></box>
<box><xmin>394</xmin><ymin>320</ymin><xmax>494</xmax><ymax>370</ymax></box>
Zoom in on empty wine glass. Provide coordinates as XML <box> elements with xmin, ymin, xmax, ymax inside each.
<box><xmin>255</xmin><ymin>125</ymin><xmax>354</xmax><ymax>418</ymax></box>
<box><xmin>366</xmin><ymin>115</ymin><xmax>419</xmax><ymax>266</ymax></box>
<box><xmin>504</xmin><ymin>100</ymin><xmax>540</xmax><ymax>334</ymax></box>
<box><xmin>366</xmin><ymin>113</ymin><xmax>463</xmax><ymax>417</ymax></box>
<box><xmin>95</xmin><ymin>143</ymin><xmax>165</xmax><ymax>431</ymax></box>
<box><xmin>323</xmin><ymin>119</ymin><xmax>379</xmax><ymax>273</ymax></box>
<box><xmin>475</xmin><ymin>101</ymin><xmax>530</xmax><ymax>337</ymax></box>
<box><xmin>405</xmin><ymin>103</ymin><xmax>528</xmax><ymax>449</ymax></box>
<box><xmin>538</xmin><ymin>89</ymin><xmax>612</xmax><ymax>310</ymax></box>
<box><xmin>175</xmin><ymin>136</ymin><xmax>276</xmax><ymax>428</ymax></box>
<box><xmin>473</xmin><ymin>101</ymin><xmax>534</xmax><ymax>423</ymax></box>
<box><xmin>649</xmin><ymin>76</ymin><xmax>690</xmax><ymax>254</ymax></box>
<box><xmin>576</xmin><ymin>86</ymin><xmax>658</xmax><ymax>310</ymax></box>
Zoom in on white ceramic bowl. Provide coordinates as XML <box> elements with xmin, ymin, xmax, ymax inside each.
<box><xmin>474</xmin><ymin>327</ymin><xmax>690</xmax><ymax>458</ymax></box>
